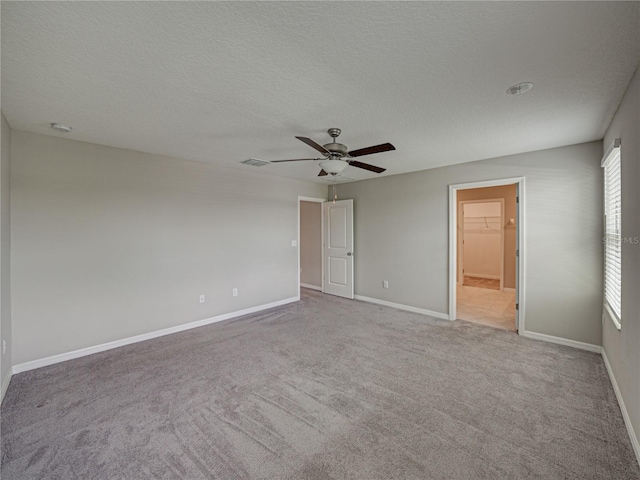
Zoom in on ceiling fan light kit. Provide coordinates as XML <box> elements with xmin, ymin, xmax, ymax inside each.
<box><xmin>264</xmin><ymin>128</ymin><xmax>395</xmax><ymax>178</ymax></box>
<box><xmin>319</xmin><ymin>159</ymin><xmax>348</xmax><ymax>174</ymax></box>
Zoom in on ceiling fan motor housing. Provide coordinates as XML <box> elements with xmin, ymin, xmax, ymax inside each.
<box><xmin>323</xmin><ymin>142</ymin><xmax>349</xmax><ymax>157</ymax></box>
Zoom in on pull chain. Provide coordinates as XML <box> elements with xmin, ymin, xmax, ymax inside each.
<box><xmin>332</xmin><ymin>179</ymin><xmax>338</xmax><ymax>204</ymax></box>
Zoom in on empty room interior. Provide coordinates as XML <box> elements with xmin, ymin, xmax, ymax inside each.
<box><xmin>1</xmin><ymin>2</ymin><xmax>640</xmax><ymax>479</ymax></box>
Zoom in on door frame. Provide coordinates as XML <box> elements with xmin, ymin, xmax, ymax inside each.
<box><xmin>459</xmin><ymin>198</ymin><xmax>505</xmax><ymax>291</ymax></box>
<box><xmin>298</xmin><ymin>196</ymin><xmax>327</xmax><ymax>300</ymax></box>
<box><xmin>448</xmin><ymin>177</ymin><xmax>525</xmax><ymax>333</ymax></box>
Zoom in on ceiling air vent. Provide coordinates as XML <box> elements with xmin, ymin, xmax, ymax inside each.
<box><xmin>241</xmin><ymin>158</ymin><xmax>270</xmax><ymax>167</ymax></box>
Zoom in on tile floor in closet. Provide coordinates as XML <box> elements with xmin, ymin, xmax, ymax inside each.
<box><xmin>456</xmin><ymin>283</ymin><xmax>516</xmax><ymax>331</ymax></box>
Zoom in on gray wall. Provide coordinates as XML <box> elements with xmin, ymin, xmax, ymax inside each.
<box><xmin>10</xmin><ymin>131</ymin><xmax>326</xmax><ymax>365</ymax></box>
<box><xmin>338</xmin><ymin>141</ymin><xmax>603</xmax><ymax>346</ymax></box>
<box><xmin>602</xmin><ymin>68</ymin><xmax>640</xmax><ymax>448</ymax></box>
<box><xmin>300</xmin><ymin>201</ymin><xmax>322</xmax><ymax>288</ymax></box>
<box><xmin>457</xmin><ymin>185</ymin><xmax>517</xmax><ymax>289</ymax></box>
<box><xmin>1</xmin><ymin>113</ymin><xmax>12</xmax><ymax>397</ymax></box>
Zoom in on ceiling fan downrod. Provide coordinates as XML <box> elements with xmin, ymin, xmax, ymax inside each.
<box><xmin>323</xmin><ymin>128</ymin><xmax>349</xmax><ymax>157</ymax></box>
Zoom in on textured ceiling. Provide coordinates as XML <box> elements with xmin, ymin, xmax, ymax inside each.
<box><xmin>2</xmin><ymin>2</ymin><xmax>639</xmax><ymax>183</ymax></box>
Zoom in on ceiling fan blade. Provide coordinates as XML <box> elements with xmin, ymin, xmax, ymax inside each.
<box><xmin>296</xmin><ymin>136</ymin><xmax>330</xmax><ymax>155</ymax></box>
<box><xmin>349</xmin><ymin>160</ymin><xmax>386</xmax><ymax>174</ymax></box>
<box><xmin>270</xmin><ymin>158</ymin><xmax>319</xmax><ymax>163</ymax></box>
<box><xmin>348</xmin><ymin>142</ymin><xmax>395</xmax><ymax>158</ymax></box>
<box><xmin>318</xmin><ymin>169</ymin><xmax>328</xmax><ymax>176</ymax></box>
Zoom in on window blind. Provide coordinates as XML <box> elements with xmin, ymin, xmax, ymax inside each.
<box><xmin>602</xmin><ymin>139</ymin><xmax>622</xmax><ymax>325</ymax></box>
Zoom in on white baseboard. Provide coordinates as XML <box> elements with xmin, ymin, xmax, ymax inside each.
<box><xmin>1</xmin><ymin>371</ymin><xmax>12</xmax><ymax>404</ymax></box>
<box><xmin>464</xmin><ymin>273</ymin><xmax>500</xmax><ymax>280</ymax></box>
<box><xmin>602</xmin><ymin>350</ymin><xmax>640</xmax><ymax>466</ymax></box>
<box><xmin>521</xmin><ymin>330</ymin><xmax>602</xmax><ymax>353</ymax></box>
<box><xmin>354</xmin><ymin>295</ymin><xmax>450</xmax><ymax>321</ymax></box>
<box><xmin>300</xmin><ymin>283</ymin><xmax>322</xmax><ymax>291</ymax></box>
<box><xmin>12</xmin><ymin>296</ymin><xmax>299</xmax><ymax>374</ymax></box>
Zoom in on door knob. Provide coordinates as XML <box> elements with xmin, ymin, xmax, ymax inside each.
<box><xmin>347</xmin><ymin>252</ymin><xmax>352</xmax><ymax>256</ymax></box>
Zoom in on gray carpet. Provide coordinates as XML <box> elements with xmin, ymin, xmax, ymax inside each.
<box><xmin>2</xmin><ymin>289</ymin><xmax>639</xmax><ymax>479</ymax></box>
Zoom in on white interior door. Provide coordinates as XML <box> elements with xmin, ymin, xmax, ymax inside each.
<box><xmin>323</xmin><ymin>199</ymin><xmax>354</xmax><ymax>299</ymax></box>
<box><xmin>515</xmin><ymin>186</ymin><xmax>520</xmax><ymax>331</ymax></box>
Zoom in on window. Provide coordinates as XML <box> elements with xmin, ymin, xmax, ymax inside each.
<box><xmin>602</xmin><ymin>138</ymin><xmax>622</xmax><ymax>328</ymax></box>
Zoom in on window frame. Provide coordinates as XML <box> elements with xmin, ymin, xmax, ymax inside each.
<box><xmin>602</xmin><ymin>138</ymin><xmax>622</xmax><ymax>330</ymax></box>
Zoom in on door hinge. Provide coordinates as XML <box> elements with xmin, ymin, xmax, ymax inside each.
<box><xmin>516</xmin><ymin>303</ymin><xmax>519</xmax><ymax>310</ymax></box>
<box><xmin>516</xmin><ymin>249</ymin><xmax>519</xmax><ymax>257</ymax></box>
<box><xmin>516</xmin><ymin>196</ymin><xmax>519</xmax><ymax>203</ymax></box>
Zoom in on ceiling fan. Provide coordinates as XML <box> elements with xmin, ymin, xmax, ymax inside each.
<box><xmin>270</xmin><ymin>128</ymin><xmax>395</xmax><ymax>176</ymax></box>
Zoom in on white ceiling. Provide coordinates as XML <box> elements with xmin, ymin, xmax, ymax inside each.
<box><xmin>2</xmin><ymin>2</ymin><xmax>639</xmax><ymax>184</ymax></box>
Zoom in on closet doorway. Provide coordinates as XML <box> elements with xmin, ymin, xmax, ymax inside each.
<box><xmin>449</xmin><ymin>179</ymin><xmax>523</xmax><ymax>332</ymax></box>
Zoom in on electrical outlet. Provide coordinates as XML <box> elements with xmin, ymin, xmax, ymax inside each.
<box><xmin>2</xmin><ymin>339</ymin><xmax>6</xmax><ymax>355</ymax></box>
<box><xmin>233</xmin><ymin>288</ymin><xmax>238</xmax><ymax>297</ymax></box>
<box><xmin>383</xmin><ymin>280</ymin><xmax>389</xmax><ymax>289</ymax></box>
<box><xmin>199</xmin><ymin>294</ymin><xmax>205</xmax><ymax>303</ymax></box>
<box><xmin>291</xmin><ymin>240</ymin><xmax>297</xmax><ymax>247</ymax></box>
